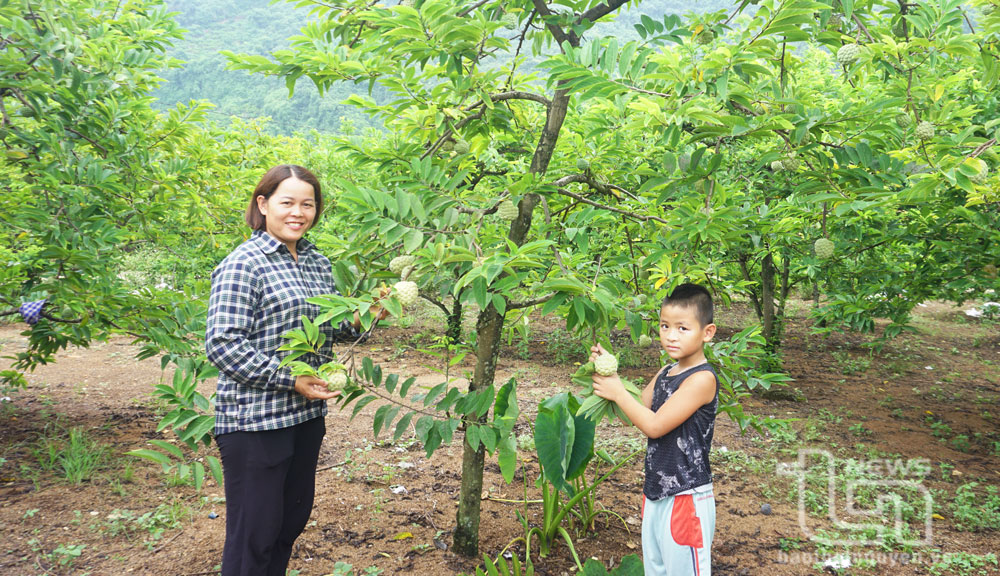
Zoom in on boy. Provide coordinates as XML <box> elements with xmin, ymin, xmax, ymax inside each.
<box><xmin>591</xmin><ymin>283</ymin><xmax>718</xmax><ymax>575</ymax></box>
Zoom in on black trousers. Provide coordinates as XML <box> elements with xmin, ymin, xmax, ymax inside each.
<box><xmin>216</xmin><ymin>417</ymin><xmax>326</xmax><ymax>576</ymax></box>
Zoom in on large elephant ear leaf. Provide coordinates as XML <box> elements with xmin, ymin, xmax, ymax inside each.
<box><xmin>534</xmin><ymin>392</ymin><xmax>596</xmax><ymax>495</ymax></box>
<box><xmin>535</xmin><ymin>392</ymin><xmax>575</xmax><ymax>494</ymax></box>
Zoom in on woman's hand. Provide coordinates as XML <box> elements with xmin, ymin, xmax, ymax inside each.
<box><xmin>294</xmin><ymin>375</ymin><xmax>339</xmax><ymax>401</ymax></box>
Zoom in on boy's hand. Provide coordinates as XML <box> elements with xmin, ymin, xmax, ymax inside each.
<box><xmin>592</xmin><ymin>373</ymin><xmax>626</xmax><ymax>404</ymax></box>
<box><xmin>588</xmin><ymin>343</ymin><xmax>607</xmax><ymax>364</ymax></box>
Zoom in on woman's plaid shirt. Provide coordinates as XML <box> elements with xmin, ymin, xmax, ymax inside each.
<box><xmin>206</xmin><ymin>231</ymin><xmax>359</xmax><ymax>434</ymax></box>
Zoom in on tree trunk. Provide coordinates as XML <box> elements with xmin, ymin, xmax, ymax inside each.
<box><xmin>446</xmin><ymin>298</ymin><xmax>463</xmax><ymax>344</ymax></box>
<box><xmin>452</xmin><ymin>304</ymin><xmax>503</xmax><ymax>556</ymax></box>
<box><xmin>452</xmin><ymin>87</ymin><xmax>571</xmax><ymax>557</ymax></box>
<box><xmin>761</xmin><ymin>251</ymin><xmax>777</xmax><ymax>350</ymax></box>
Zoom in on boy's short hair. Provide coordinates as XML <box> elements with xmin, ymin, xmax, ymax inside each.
<box><xmin>662</xmin><ymin>283</ymin><xmax>714</xmax><ymax>327</ymax></box>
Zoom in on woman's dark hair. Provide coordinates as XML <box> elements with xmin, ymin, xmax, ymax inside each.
<box><xmin>244</xmin><ymin>164</ymin><xmax>323</xmax><ymax>231</ymax></box>
<box><xmin>662</xmin><ymin>283</ymin><xmax>714</xmax><ymax>327</ymax></box>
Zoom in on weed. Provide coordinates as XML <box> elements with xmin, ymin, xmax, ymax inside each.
<box><xmin>31</xmin><ymin>425</ymin><xmax>110</xmax><ymax>484</ymax></box>
<box><xmin>950</xmin><ymin>435</ymin><xmax>971</xmax><ymax>453</ymax></box>
<box><xmin>848</xmin><ymin>423</ymin><xmax>871</xmax><ymax>437</ymax></box>
<box><xmin>949</xmin><ymin>483</ymin><xmax>1000</xmax><ymax>531</ymax></box>
<box><xmin>926</xmin><ymin>418</ymin><xmax>953</xmax><ymax>439</ymax></box>
<box><xmin>101</xmin><ymin>500</ymin><xmax>193</xmax><ymax>549</ymax></box>
<box><xmin>51</xmin><ymin>543</ymin><xmax>86</xmax><ymax>571</ymax></box>
<box><xmin>778</xmin><ymin>537</ymin><xmax>803</xmax><ymax>552</ymax></box>
<box><xmin>543</xmin><ymin>328</ymin><xmax>586</xmax><ymax>365</ymax></box>
<box><xmin>939</xmin><ymin>462</ymin><xmax>955</xmax><ymax>482</ymax></box>
<box><xmin>927</xmin><ymin>552</ymin><xmax>998</xmax><ymax>576</ymax></box>
<box><xmin>832</xmin><ymin>349</ymin><xmax>870</xmax><ymax>375</ymax></box>
<box><xmin>816</xmin><ymin>408</ymin><xmax>843</xmax><ymax>424</ymax></box>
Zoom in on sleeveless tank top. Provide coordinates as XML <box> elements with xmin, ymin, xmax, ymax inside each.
<box><xmin>643</xmin><ymin>363</ymin><xmax>718</xmax><ymax>500</ymax></box>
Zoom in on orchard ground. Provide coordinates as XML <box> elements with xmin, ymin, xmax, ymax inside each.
<box><xmin>1</xmin><ymin>300</ymin><xmax>998</xmax><ymax>576</ymax></box>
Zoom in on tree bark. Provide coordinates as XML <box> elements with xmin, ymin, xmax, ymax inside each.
<box><xmin>761</xmin><ymin>251</ymin><xmax>777</xmax><ymax>349</ymax></box>
<box><xmin>452</xmin><ymin>86</ymin><xmax>572</xmax><ymax>558</ymax></box>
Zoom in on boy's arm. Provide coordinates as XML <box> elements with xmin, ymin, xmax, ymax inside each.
<box><xmin>640</xmin><ymin>366</ymin><xmax>668</xmax><ymax>409</ymax></box>
<box><xmin>594</xmin><ymin>371</ymin><xmax>716</xmax><ymax>439</ymax></box>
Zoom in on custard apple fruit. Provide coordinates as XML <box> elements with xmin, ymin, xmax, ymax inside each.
<box><xmin>985</xmin><ymin>263</ymin><xmax>998</xmax><ymax>278</ymax></box>
<box><xmin>771</xmin><ymin>160</ymin><xmax>785</xmax><ymax>172</ymax></box>
<box><xmin>638</xmin><ymin>334</ymin><xmax>653</xmax><ymax>347</ymax></box>
<box><xmin>454</xmin><ymin>139</ymin><xmax>470</xmax><ymax>154</ymax></box>
<box><xmin>594</xmin><ymin>353</ymin><xmax>619</xmax><ymax>376</ymax></box>
<box><xmin>828</xmin><ymin>13</ymin><xmax>843</xmax><ymax>30</ymax></box>
<box><xmin>697</xmin><ymin>29</ymin><xmax>715</xmax><ymax>44</ymax></box>
<box><xmin>915</xmin><ymin>121</ymin><xmax>935</xmax><ymax>141</ymax></box>
<box><xmin>496</xmin><ymin>200</ymin><xmax>519</xmax><ymax>221</ymax></box>
<box><xmin>394</xmin><ymin>280</ymin><xmax>419</xmax><ymax>307</ymax></box>
<box><xmin>896</xmin><ymin>114</ymin><xmax>912</xmax><ymax>128</ymax></box>
<box><xmin>837</xmin><ymin>43</ymin><xmax>861</xmax><ymax>66</ymax></box>
<box><xmin>501</xmin><ymin>13</ymin><xmax>518</xmax><ymax>29</ymax></box>
<box><xmin>326</xmin><ymin>371</ymin><xmax>349</xmax><ymax>392</ymax></box>
<box><xmin>576</xmin><ymin>158</ymin><xmax>590</xmax><ymax>171</ymax></box>
<box><xmin>389</xmin><ymin>255</ymin><xmax>416</xmax><ymax>275</ymax></box>
<box><xmin>970</xmin><ymin>163</ymin><xmax>989</xmax><ymax>185</ymax></box>
<box><xmin>782</xmin><ymin>156</ymin><xmax>801</xmax><ymax>171</ymax></box>
<box><xmin>814</xmin><ymin>238</ymin><xmax>835</xmax><ymax>260</ymax></box>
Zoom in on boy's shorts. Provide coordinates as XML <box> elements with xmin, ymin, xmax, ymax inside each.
<box><xmin>641</xmin><ymin>483</ymin><xmax>715</xmax><ymax>576</ymax></box>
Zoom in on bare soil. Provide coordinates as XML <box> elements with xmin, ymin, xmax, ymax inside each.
<box><xmin>1</xmin><ymin>300</ymin><xmax>998</xmax><ymax>576</ymax></box>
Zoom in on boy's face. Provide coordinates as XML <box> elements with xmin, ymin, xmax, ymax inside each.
<box><xmin>658</xmin><ymin>304</ymin><xmax>716</xmax><ymax>362</ymax></box>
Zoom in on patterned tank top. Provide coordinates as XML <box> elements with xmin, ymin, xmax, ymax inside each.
<box><xmin>643</xmin><ymin>363</ymin><xmax>718</xmax><ymax>500</ymax></box>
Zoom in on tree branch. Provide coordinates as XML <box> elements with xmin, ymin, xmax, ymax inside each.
<box><xmin>553</xmin><ymin>187</ymin><xmax>668</xmax><ymax>224</ymax></box>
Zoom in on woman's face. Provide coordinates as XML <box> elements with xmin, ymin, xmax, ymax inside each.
<box><xmin>256</xmin><ymin>177</ymin><xmax>317</xmax><ymax>254</ymax></box>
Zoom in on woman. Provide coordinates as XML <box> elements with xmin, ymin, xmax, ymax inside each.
<box><xmin>206</xmin><ymin>164</ymin><xmax>377</xmax><ymax>575</ymax></box>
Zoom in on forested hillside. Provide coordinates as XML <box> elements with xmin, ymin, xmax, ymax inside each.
<box><xmin>154</xmin><ymin>0</ymin><xmax>383</xmax><ymax>133</ymax></box>
<box><xmin>154</xmin><ymin>0</ymin><xmax>729</xmax><ymax>134</ymax></box>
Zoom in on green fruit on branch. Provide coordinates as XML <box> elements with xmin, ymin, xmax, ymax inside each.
<box><xmin>454</xmin><ymin>139</ymin><xmax>470</xmax><ymax>154</ymax></box>
<box><xmin>896</xmin><ymin>114</ymin><xmax>912</xmax><ymax>128</ymax></box>
<box><xmin>389</xmin><ymin>254</ymin><xmax>416</xmax><ymax>275</ymax></box>
<box><xmin>638</xmin><ymin>334</ymin><xmax>653</xmax><ymax>347</ymax></box>
<box><xmin>970</xmin><ymin>162</ymin><xmax>989</xmax><ymax>185</ymax></box>
<box><xmin>770</xmin><ymin>160</ymin><xmax>785</xmax><ymax>172</ymax></box>
<box><xmin>394</xmin><ymin>280</ymin><xmax>419</xmax><ymax>307</ymax></box>
<box><xmin>984</xmin><ymin>263</ymin><xmax>998</xmax><ymax>278</ymax></box>
<box><xmin>400</xmin><ymin>265</ymin><xmax>415</xmax><ymax>280</ymax></box>
<box><xmin>594</xmin><ymin>352</ymin><xmax>619</xmax><ymax>376</ymax></box>
<box><xmin>496</xmin><ymin>199</ymin><xmax>518</xmax><ymax>221</ymax></box>
<box><xmin>915</xmin><ymin>121</ymin><xmax>935</xmax><ymax>141</ymax></box>
<box><xmin>782</xmin><ymin>156</ymin><xmax>801</xmax><ymax>171</ymax></box>
<box><xmin>814</xmin><ymin>238</ymin><xmax>835</xmax><ymax>260</ymax></box>
<box><xmin>326</xmin><ymin>371</ymin><xmax>349</xmax><ymax>392</ymax></box>
<box><xmin>837</xmin><ymin>43</ymin><xmax>861</xmax><ymax>66</ymax></box>
<box><xmin>828</xmin><ymin>13</ymin><xmax>843</xmax><ymax>30</ymax></box>
<box><xmin>500</xmin><ymin>13</ymin><xmax>518</xmax><ymax>30</ymax></box>
<box><xmin>697</xmin><ymin>29</ymin><xmax>715</xmax><ymax>44</ymax></box>
<box><xmin>576</xmin><ymin>158</ymin><xmax>590</xmax><ymax>171</ymax></box>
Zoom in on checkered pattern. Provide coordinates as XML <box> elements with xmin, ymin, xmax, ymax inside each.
<box><xmin>19</xmin><ymin>299</ymin><xmax>46</xmax><ymax>325</ymax></box>
<box><xmin>206</xmin><ymin>231</ymin><xmax>360</xmax><ymax>434</ymax></box>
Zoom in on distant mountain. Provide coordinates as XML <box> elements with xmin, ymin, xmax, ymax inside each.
<box><xmin>154</xmin><ymin>0</ymin><xmax>727</xmax><ymax>135</ymax></box>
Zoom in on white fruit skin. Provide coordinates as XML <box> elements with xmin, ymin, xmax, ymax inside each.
<box><xmin>639</xmin><ymin>335</ymin><xmax>652</xmax><ymax>347</ymax></box>
<box><xmin>815</xmin><ymin>239</ymin><xmax>835</xmax><ymax>259</ymax></box>
<box><xmin>594</xmin><ymin>353</ymin><xmax>618</xmax><ymax>376</ymax></box>
<box><xmin>394</xmin><ymin>281</ymin><xmax>419</xmax><ymax>307</ymax></box>
<box><xmin>389</xmin><ymin>255</ymin><xmax>415</xmax><ymax>275</ymax></box>
<box><xmin>327</xmin><ymin>371</ymin><xmax>348</xmax><ymax>391</ymax></box>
